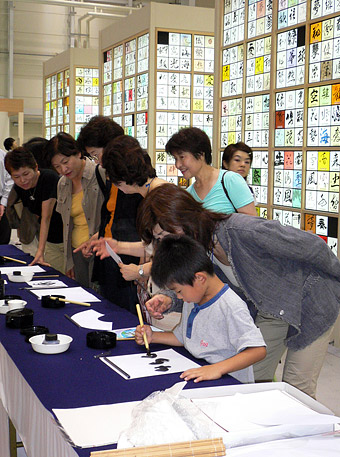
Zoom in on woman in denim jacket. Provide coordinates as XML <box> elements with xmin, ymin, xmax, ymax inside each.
<box><xmin>135</xmin><ymin>184</ymin><xmax>340</xmax><ymax>398</ymax></box>
<box><xmin>45</xmin><ymin>133</ymin><xmax>105</xmax><ymax>287</ymax></box>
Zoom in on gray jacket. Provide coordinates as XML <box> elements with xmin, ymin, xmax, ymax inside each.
<box><xmin>215</xmin><ymin>214</ymin><xmax>340</xmax><ymax>350</ymax></box>
<box><xmin>56</xmin><ymin>158</ymin><xmax>105</xmax><ymax>272</ymax></box>
<box><xmin>167</xmin><ymin>214</ymin><xmax>340</xmax><ymax>350</ymax></box>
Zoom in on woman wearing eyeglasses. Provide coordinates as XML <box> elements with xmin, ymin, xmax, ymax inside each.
<box><xmin>44</xmin><ymin>132</ymin><xmax>105</xmax><ymax>287</ymax></box>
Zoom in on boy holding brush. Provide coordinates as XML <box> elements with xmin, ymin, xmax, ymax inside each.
<box><xmin>135</xmin><ymin>235</ymin><xmax>266</xmax><ymax>383</ymax></box>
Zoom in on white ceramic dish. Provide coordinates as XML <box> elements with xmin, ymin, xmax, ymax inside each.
<box><xmin>0</xmin><ymin>304</ymin><xmax>9</xmax><ymax>315</ymax></box>
<box><xmin>7</xmin><ymin>272</ymin><xmax>34</xmax><ymax>283</ymax></box>
<box><xmin>29</xmin><ymin>334</ymin><xmax>73</xmax><ymax>354</ymax></box>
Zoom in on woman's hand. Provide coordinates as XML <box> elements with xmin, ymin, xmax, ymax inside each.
<box><xmin>29</xmin><ymin>250</ymin><xmax>51</xmax><ymax>267</ymax></box>
<box><xmin>73</xmin><ymin>239</ymin><xmax>93</xmax><ymax>258</ymax></box>
<box><xmin>118</xmin><ymin>263</ymin><xmax>140</xmax><ymax>281</ymax></box>
<box><xmin>66</xmin><ymin>267</ymin><xmax>75</xmax><ymax>280</ymax></box>
<box><xmin>73</xmin><ymin>233</ymin><xmax>99</xmax><ymax>258</ymax></box>
<box><xmin>135</xmin><ymin>324</ymin><xmax>153</xmax><ymax>345</ymax></box>
<box><xmin>145</xmin><ymin>294</ymin><xmax>172</xmax><ymax>319</ymax></box>
<box><xmin>91</xmin><ymin>237</ymin><xmax>119</xmax><ymax>259</ymax></box>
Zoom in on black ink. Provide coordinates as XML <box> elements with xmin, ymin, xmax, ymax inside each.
<box><xmin>149</xmin><ymin>358</ymin><xmax>170</xmax><ymax>365</ymax></box>
<box><xmin>154</xmin><ymin>366</ymin><xmax>171</xmax><ymax>372</ymax></box>
<box><xmin>141</xmin><ymin>353</ymin><xmax>157</xmax><ymax>358</ymax></box>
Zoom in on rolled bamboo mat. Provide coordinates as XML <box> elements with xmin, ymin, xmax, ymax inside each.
<box><xmin>90</xmin><ymin>437</ymin><xmax>226</xmax><ymax>457</ymax></box>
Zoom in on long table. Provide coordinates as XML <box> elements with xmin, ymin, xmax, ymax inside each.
<box><xmin>0</xmin><ymin>245</ymin><xmax>239</xmax><ymax>457</ymax></box>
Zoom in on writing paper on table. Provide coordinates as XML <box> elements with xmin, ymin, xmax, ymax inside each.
<box><xmin>101</xmin><ymin>348</ymin><xmax>200</xmax><ymax>379</ymax></box>
<box><xmin>26</xmin><ymin>279</ymin><xmax>67</xmax><ymax>289</ymax></box>
<box><xmin>0</xmin><ymin>265</ymin><xmax>45</xmax><ymax>275</ymax></box>
<box><xmin>69</xmin><ymin>309</ymin><xmax>113</xmax><ymax>331</ymax></box>
<box><xmin>29</xmin><ymin>286</ymin><xmax>100</xmax><ymax>302</ymax></box>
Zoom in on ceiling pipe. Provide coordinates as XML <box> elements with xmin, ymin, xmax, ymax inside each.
<box><xmin>8</xmin><ymin>1</ymin><xmax>14</xmax><ymax>98</ymax></box>
<box><xmin>85</xmin><ymin>15</ymin><xmax>95</xmax><ymax>47</ymax></box>
<box><xmin>78</xmin><ymin>10</ymin><xmax>128</xmax><ymax>47</ymax></box>
<box><xmin>13</xmin><ymin>0</ymin><xmax>141</xmax><ymax>12</ymax></box>
<box><xmin>68</xmin><ymin>6</ymin><xmax>76</xmax><ymax>47</ymax></box>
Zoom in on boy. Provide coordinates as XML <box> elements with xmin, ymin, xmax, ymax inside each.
<box><xmin>135</xmin><ymin>235</ymin><xmax>266</xmax><ymax>383</ymax></box>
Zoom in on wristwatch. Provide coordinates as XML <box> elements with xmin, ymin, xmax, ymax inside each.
<box><xmin>138</xmin><ymin>265</ymin><xmax>144</xmax><ymax>277</ymax></box>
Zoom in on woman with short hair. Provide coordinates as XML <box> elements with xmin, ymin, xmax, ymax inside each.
<box><xmin>5</xmin><ymin>147</ymin><xmax>64</xmax><ymax>271</ymax></box>
<box><xmin>166</xmin><ymin>128</ymin><xmax>257</xmax><ymax>215</ymax></box>
<box><xmin>44</xmin><ymin>132</ymin><xmax>105</xmax><ymax>286</ymax></box>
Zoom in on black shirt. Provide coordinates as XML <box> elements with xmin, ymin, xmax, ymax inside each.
<box><xmin>14</xmin><ymin>169</ymin><xmax>63</xmax><ymax>243</ymax></box>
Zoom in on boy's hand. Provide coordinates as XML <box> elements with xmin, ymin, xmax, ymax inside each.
<box><xmin>180</xmin><ymin>365</ymin><xmax>224</xmax><ymax>383</ymax></box>
<box><xmin>145</xmin><ymin>294</ymin><xmax>172</xmax><ymax>319</ymax></box>
<box><xmin>135</xmin><ymin>324</ymin><xmax>153</xmax><ymax>345</ymax></box>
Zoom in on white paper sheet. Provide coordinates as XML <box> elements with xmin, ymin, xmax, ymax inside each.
<box><xmin>51</xmin><ymin>385</ymin><xmax>339</xmax><ymax>451</ymax></box>
<box><xmin>101</xmin><ymin>348</ymin><xmax>200</xmax><ymax>380</ymax></box>
<box><xmin>53</xmin><ymin>401</ymin><xmax>139</xmax><ymax>448</ymax></box>
<box><xmin>192</xmin><ymin>391</ymin><xmax>340</xmax><ymax>431</ymax></box>
<box><xmin>225</xmin><ymin>434</ymin><xmax>340</xmax><ymax>457</ymax></box>
<box><xmin>105</xmin><ymin>241</ymin><xmax>122</xmax><ymax>264</ymax></box>
<box><xmin>29</xmin><ymin>286</ymin><xmax>100</xmax><ymax>303</ymax></box>
<box><xmin>52</xmin><ymin>382</ymin><xmax>185</xmax><ymax>448</ymax></box>
<box><xmin>70</xmin><ymin>309</ymin><xmax>113</xmax><ymax>330</ymax></box>
<box><xmin>26</xmin><ymin>280</ymin><xmax>67</xmax><ymax>289</ymax></box>
<box><xmin>0</xmin><ymin>265</ymin><xmax>45</xmax><ymax>276</ymax></box>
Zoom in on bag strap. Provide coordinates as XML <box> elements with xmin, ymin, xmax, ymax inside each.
<box><xmin>95</xmin><ymin>164</ymin><xmax>109</xmax><ymax>197</ymax></box>
<box><xmin>221</xmin><ymin>171</ymin><xmax>238</xmax><ymax>213</ymax></box>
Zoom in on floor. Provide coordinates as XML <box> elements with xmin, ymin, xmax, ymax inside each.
<box><xmin>275</xmin><ymin>344</ymin><xmax>340</xmax><ymax>416</ymax></box>
<box><xmin>8</xmin><ymin>232</ymin><xmax>340</xmax><ymax>456</ymax></box>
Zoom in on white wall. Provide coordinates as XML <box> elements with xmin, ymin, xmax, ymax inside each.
<box><xmin>1</xmin><ymin>0</ymin><xmax>114</xmax><ymax>139</ymax></box>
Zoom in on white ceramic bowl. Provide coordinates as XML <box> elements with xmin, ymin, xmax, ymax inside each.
<box><xmin>8</xmin><ymin>299</ymin><xmax>27</xmax><ymax>311</ymax></box>
<box><xmin>7</xmin><ymin>272</ymin><xmax>34</xmax><ymax>283</ymax></box>
<box><xmin>29</xmin><ymin>334</ymin><xmax>73</xmax><ymax>354</ymax></box>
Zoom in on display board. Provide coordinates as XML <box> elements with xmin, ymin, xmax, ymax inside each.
<box><xmin>100</xmin><ymin>3</ymin><xmax>214</xmax><ymax>186</ymax></box>
<box><xmin>44</xmin><ymin>69</ymin><xmax>70</xmax><ymax>139</ymax></box>
<box><xmin>102</xmin><ymin>33</ymin><xmax>149</xmax><ymax>148</ymax></box>
<box><xmin>217</xmin><ymin>0</ymin><xmax>340</xmax><ymax>255</ymax></box>
<box><xmin>43</xmin><ymin>49</ymin><xmax>99</xmax><ymax>139</ymax></box>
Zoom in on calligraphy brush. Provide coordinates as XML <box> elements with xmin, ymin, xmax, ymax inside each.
<box><xmin>136</xmin><ymin>303</ymin><xmax>151</xmax><ymax>356</ymax></box>
<box><xmin>1</xmin><ymin>256</ymin><xmax>27</xmax><ymax>265</ymax></box>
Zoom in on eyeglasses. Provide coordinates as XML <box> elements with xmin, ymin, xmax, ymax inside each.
<box><xmin>89</xmin><ymin>153</ymin><xmax>100</xmax><ymax>163</ymax></box>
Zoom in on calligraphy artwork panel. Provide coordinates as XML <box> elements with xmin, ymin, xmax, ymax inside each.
<box><xmin>273</xmin><ymin>150</ymin><xmax>303</xmax><ymax>208</ymax></box>
<box><xmin>222</xmin><ymin>44</ymin><xmax>244</xmax><ymax>97</ymax></box>
<box><xmin>276</xmin><ymin>26</ymin><xmax>305</xmax><ymax>89</ymax></box>
<box><xmin>304</xmin><ymin>213</ymin><xmax>338</xmax><ymax>255</ymax></box>
<box><xmin>305</xmin><ymin>150</ymin><xmax>340</xmax><ymax>213</ymax></box>
<box><xmin>248</xmin><ymin>150</ymin><xmax>269</xmax><ymax>205</ymax></box>
<box><xmin>220</xmin><ymin>98</ymin><xmax>243</xmax><ymax>149</ymax></box>
<box><xmin>277</xmin><ymin>0</ymin><xmax>307</xmax><ymax>30</ymax></box>
<box><xmin>307</xmin><ymin>84</ymin><xmax>340</xmax><ymax>147</ymax></box>
<box><xmin>309</xmin><ymin>16</ymin><xmax>340</xmax><ymax>84</ymax></box>
<box><xmin>247</xmin><ymin>0</ymin><xmax>272</xmax><ymax>39</ymax></box>
<box><xmin>223</xmin><ymin>0</ymin><xmax>245</xmax><ymax>46</ymax></box>
<box><xmin>246</xmin><ymin>36</ymin><xmax>271</xmax><ymax>94</ymax></box>
<box><xmin>275</xmin><ymin>89</ymin><xmax>304</xmax><ymax>147</ymax></box>
<box><xmin>245</xmin><ymin>94</ymin><xmax>270</xmax><ymax>147</ymax></box>
<box><xmin>273</xmin><ymin>209</ymin><xmax>302</xmax><ymax>229</ymax></box>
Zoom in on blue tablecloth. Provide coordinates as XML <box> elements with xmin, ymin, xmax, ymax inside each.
<box><xmin>0</xmin><ymin>245</ymin><xmax>239</xmax><ymax>456</ymax></box>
